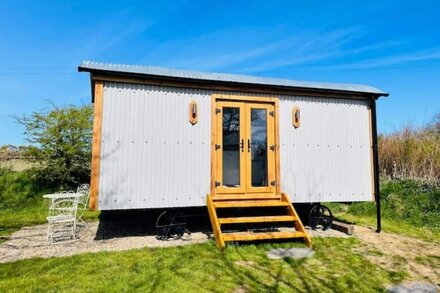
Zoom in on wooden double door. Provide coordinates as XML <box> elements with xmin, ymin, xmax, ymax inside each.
<box><xmin>214</xmin><ymin>100</ymin><xmax>276</xmax><ymax>195</ymax></box>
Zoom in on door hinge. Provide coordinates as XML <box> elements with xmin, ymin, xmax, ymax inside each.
<box><xmin>269</xmin><ymin>111</ymin><xmax>274</xmax><ymax>117</ymax></box>
<box><xmin>215</xmin><ymin>108</ymin><xmax>221</xmax><ymax>114</ymax></box>
<box><xmin>270</xmin><ymin>144</ymin><xmax>276</xmax><ymax>151</ymax></box>
<box><xmin>215</xmin><ymin>181</ymin><xmax>221</xmax><ymax>187</ymax></box>
<box><xmin>215</xmin><ymin>144</ymin><xmax>221</xmax><ymax>150</ymax></box>
<box><xmin>270</xmin><ymin>180</ymin><xmax>276</xmax><ymax>186</ymax></box>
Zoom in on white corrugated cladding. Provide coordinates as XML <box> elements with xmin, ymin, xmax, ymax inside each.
<box><xmin>279</xmin><ymin>96</ymin><xmax>373</xmax><ymax>203</ymax></box>
<box><xmin>98</xmin><ymin>82</ymin><xmax>212</xmax><ymax>209</ymax></box>
<box><xmin>98</xmin><ymin>82</ymin><xmax>373</xmax><ymax>209</ymax></box>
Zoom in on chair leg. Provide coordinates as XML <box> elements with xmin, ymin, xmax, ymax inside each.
<box><xmin>72</xmin><ymin>220</ymin><xmax>77</xmax><ymax>240</ymax></box>
<box><xmin>47</xmin><ymin>222</ymin><xmax>51</xmax><ymax>244</ymax></box>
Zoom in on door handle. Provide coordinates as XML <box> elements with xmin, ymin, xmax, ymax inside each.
<box><xmin>247</xmin><ymin>139</ymin><xmax>251</xmax><ymax>152</ymax></box>
<box><xmin>239</xmin><ymin>139</ymin><xmax>244</xmax><ymax>152</ymax></box>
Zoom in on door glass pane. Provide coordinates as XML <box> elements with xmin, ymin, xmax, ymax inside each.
<box><xmin>251</xmin><ymin>109</ymin><xmax>268</xmax><ymax>187</ymax></box>
<box><xmin>222</xmin><ymin>107</ymin><xmax>241</xmax><ymax>187</ymax></box>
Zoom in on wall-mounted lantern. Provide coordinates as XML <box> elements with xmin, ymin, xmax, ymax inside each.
<box><xmin>189</xmin><ymin>101</ymin><xmax>198</xmax><ymax>125</ymax></box>
<box><xmin>292</xmin><ymin>106</ymin><xmax>300</xmax><ymax>128</ymax></box>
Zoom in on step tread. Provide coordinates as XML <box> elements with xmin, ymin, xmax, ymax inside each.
<box><xmin>222</xmin><ymin>231</ymin><xmax>306</xmax><ymax>242</ymax></box>
<box><xmin>214</xmin><ymin>200</ymin><xmax>290</xmax><ymax>208</ymax></box>
<box><xmin>218</xmin><ymin>215</ymin><xmax>297</xmax><ymax>224</ymax></box>
<box><xmin>212</xmin><ymin>194</ymin><xmax>281</xmax><ymax>201</ymax></box>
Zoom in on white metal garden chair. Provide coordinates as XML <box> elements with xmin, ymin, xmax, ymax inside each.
<box><xmin>76</xmin><ymin>184</ymin><xmax>90</xmax><ymax>226</ymax></box>
<box><xmin>46</xmin><ymin>190</ymin><xmax>79</xmax><ymax>244</ymax></box>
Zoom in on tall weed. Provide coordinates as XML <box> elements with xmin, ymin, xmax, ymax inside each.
<box><xmin>379</xmin><ymin>114</ymin><xmax>440</xmax><ymax>184</ymax></box>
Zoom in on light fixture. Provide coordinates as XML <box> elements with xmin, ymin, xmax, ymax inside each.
<box><xmin>292</xmin><ymin>106</ymin><xmax>300</xmax><ymax>128</ymax></box>
<box><xmin>189</xmin><ymin>101</ymin><xmax>198</xmax><ymax>125</ymax></box>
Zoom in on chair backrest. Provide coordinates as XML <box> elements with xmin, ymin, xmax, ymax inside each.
<box><xmin>76</xmin><ymin>184</ymin><xmax>90</xmax><ymax>210</ymax></box>
<box><xmin>49</xmin><ymin>191</ymin><xmax>79</xmax><ymax>217</ymax></box>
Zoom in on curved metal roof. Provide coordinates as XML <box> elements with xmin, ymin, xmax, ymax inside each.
<box><xmin>78</xmin><ymin>61</ymin><xmax>388</xmax><ymax>97</ymax></box>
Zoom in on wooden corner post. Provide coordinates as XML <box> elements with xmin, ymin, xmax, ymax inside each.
<box><xmin>90</xmin><ymin>81</ymin><xmax>104</xmax><ymax>210</ymax></box>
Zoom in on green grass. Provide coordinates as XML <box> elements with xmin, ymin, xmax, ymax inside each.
<box><xmin>0</xmin><ymin>198</ymin><xmax>47</xmax><ymax>238</ymax></box>
<box><xmin>332</xmin><ymin>212</ymin><xmax>440</xmax><ymax>243</ymax></box>
<box><xmin>329</xmin><ymin>179</ymin><xmax>440</xmax><ymax>242</ymax></box>
<box><xmin>0</xmin><ymin>238</ymin><xmax>406</xmax><ymax>292</ymax></box>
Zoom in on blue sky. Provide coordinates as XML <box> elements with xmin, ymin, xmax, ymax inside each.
<box><xmin>1</xmin><ymin>0</ymin><xmax>439</xmax><ymax>145</ymax></box>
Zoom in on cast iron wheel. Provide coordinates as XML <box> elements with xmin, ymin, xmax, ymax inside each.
<box><xmin>309</xmin><ymin>204</ymin><xmax>333</xmax><ymax>230</ymax></box>
<box><xmin>155</xmin><ymin>210</ymin><xmax>188</xmax><ymax>240</ymax></box>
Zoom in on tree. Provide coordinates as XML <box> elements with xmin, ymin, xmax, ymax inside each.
<box><xmin>17</xmin><ymin>104</ymin><xmax>93</xmax><ymax>188</ymax></box>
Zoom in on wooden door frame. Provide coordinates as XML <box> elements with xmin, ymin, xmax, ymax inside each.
<box><xmin>244</xmin><ymin>102</ymin><xmax>276</xmax><ymax>194</ymax></box>
<box><xmin>214</xmin><ymin>101</ymin><xmax>247</xmax><ymax>194</ymax></box>
<box><xmin>210</xmin><ymin>94</ymin><xmax>281</xmax><ymax>197</ymax></box>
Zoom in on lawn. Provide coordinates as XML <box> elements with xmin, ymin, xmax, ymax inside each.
<box><xmin>0</xmin><ymin>237</ymin><xmax>405</xmax><ymax>292</ymax></box>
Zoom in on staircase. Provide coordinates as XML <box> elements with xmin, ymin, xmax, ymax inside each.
<box><xmin>206</xmin><ymin>192</ymin><xmax>312</xmax><ymax>249</ymax></box>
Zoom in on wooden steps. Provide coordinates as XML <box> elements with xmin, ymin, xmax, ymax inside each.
<box><xmin>214</xmin><ymin>200</ymin><xmax>289</xmax><ymax>208</ymax></box>
<box><xmin>223</xmin><ymin>231</ymin><xmax>306</xmax><ymax>242</ymax></box>
<box><xmin>206</xmin><ymin>192</ymin><xmax>312</xmax><ymax>249</ymax></box>
<box><xmin>219</xmin><ymin>215</ymin><xmax>296</xmax><ymax>224</ymax></box>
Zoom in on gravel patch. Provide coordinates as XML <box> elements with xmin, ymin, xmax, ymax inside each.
<box><xmin>307</xmin><ymin>227</ymin><xmax>350</xmax><ymax>238</ymax></box>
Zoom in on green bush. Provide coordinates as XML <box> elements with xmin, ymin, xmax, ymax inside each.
<box><xmin>0</xmin><ymin>167</ymin><xmax>52</xmax><ymax>209</ymax></box>
<box><xmin>348</xmin><ymin>180</ymin><xmax>440</xmax><ymax>231</ymax></box>
<box><xmin>17</xmin><ymin>104</ymin><xmax>93</xmax><ymax>189</ymax></box>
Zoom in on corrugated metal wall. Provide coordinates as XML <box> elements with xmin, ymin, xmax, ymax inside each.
<box><xmin>98</xmin><ymin>82</ymin><xmax>373</xmax><ymax>210</ymax></box>
<box><xmin>98</xmin><ymin>82</ymin><xmax>211</xmax><ymax>209</ymax></box>
<box><xmin>279</xmin><ymin>96</ymin><xmax>373</xmax><ymax>203</ymax></box>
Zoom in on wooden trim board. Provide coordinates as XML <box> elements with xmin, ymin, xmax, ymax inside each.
<box><xmin>91</xmin><ymin>74</ymin><xmax>372</xmax><ymax>100</ymax></box>
<box><xmin>274</xmin><ymin>99</ymin><xmax>281</xmax><ymax>195</ymax></box>
<box><xmin>89</xmin><ymin>81</ymin><xmax>104</xmax><ymax>210</ymax></box>
<box><xmin>210</xmin><ymin>95</ymin><xmax>217</xmax><ymax>196</ymax></box>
